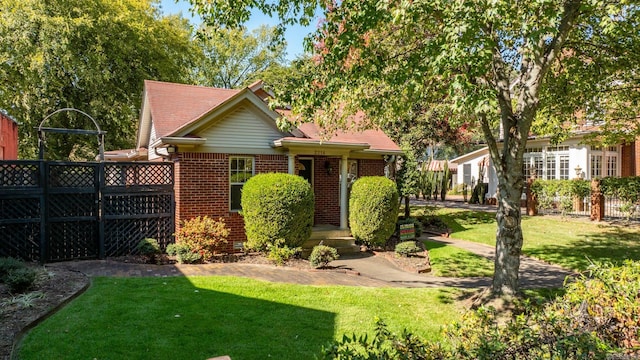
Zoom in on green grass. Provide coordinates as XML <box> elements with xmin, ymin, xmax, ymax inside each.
<box><xmin>423</xmin><ymin>240</ymin><xmax>494</xmax><ymax>277</ymax></box>
<box><xmin>18</xmin><ymin>276</ymin><xmax>462</xmax><ymax>360</ymax></box>
<box><xmin>419</xmin><ymin>207</ymin><xmax>640</xmax><ymax>271</ymax></box>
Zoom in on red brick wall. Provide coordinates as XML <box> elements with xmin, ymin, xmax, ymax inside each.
<box><xmin>358</xmin><ymin>159</ymin><xmax>386</xmax><ymax>177</ymax></box>
<box><xmin>313</xmin><ymin>157</ymin><xmax>340</xmax><ymax>226</ymax></box>
<box><xmin>174</xmin><ymin>154</ymin><xmax>387</xmax><ymax>252</ymax></box>
<box><xmin>621</xmin><ymin>138</ymin><xmax>640</xmax><ymax>177</ymax></box>
<box><xmin>174</xmin><ymin>152</ymin><xmax>287</xmax><ymax>253</ymax></box>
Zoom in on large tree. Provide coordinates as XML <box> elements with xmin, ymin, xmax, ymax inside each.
<box><xmin>192</xmin><ymin>0</ymin><xmax>640</xmax><ymax>295</ymax></box>
<box><xmin>0</xmin><ymin>0</ymin><xmax>197</xmax><ymax>159</ymax></box>
<box><xmin>193</xmin><ymin>25</ymin><xmax>288</xmax><ymax>89</ymax></box>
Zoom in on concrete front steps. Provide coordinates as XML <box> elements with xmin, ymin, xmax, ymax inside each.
<box><xmin>302</xmin><ymin>226</ymin><xmax>360</xmax><ymax>257</ymax></box>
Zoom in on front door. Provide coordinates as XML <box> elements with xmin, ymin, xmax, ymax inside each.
<box><xmin>297</xmin><ymin>158</ymin><xmax>313</xmax><ymax>186</ymax></box>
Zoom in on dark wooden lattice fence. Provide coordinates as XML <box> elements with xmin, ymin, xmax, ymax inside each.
<box><xmin>0</xmin><ymin>161</ymin><xmax>174</xmax><ymax>262</ymax></box>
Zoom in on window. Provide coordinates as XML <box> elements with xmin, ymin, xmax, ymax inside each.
<box><xmin>590</xmin><ymin>145</ymin><xmax>618</xmax><ymax>179</ymax></box>
<box><xmin>546</xmin><ymin>157</ymin><xmax>556</xmax><ymax>180</ymax></box>
<box><xmin>523</xmin><ymin>155</ymin><xmax>543</xmax><ymax>179</ymax></box>
<box><xmin>229</xmin><ymin>156</ymin><xmax>254</xmax><ymax>211</ymax></box>
<box><xmin>463</xmin><ymin>164</ymin><xmax>472</xmax><ymax>185</ymax></box>
<box><xmin>559</xmin><ymin>155</ymin><xmax>570</xmax><ymax>179</ymax></box>
<box><xmin>606</xmin><ymin>155</ymin><xmax>617</xmax><ymax>177</ymax></box>
<box><xmin>591</xmin><ymin>155</ymin><xmax>602</xmax><ymax>178</ymax></box>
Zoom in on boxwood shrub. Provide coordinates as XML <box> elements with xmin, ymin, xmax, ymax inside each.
<box><xmin>241</xmin><ymin>173</ymin><xmax>314</xmax><ymax>250</ymax></box>
<box><xmin>349</xmin><ymin>176</ymin><xmax>399</xmax><ymax>246</ymax></box>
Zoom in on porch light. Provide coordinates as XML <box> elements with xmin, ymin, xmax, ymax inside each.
<box><xmin>166</xmin><ymin>144</ymin><xmax>177</xmax><ymax>154</ymax></box>
<box><xmin>325</xmin><ymin>160</ymin><xmax>333</xmax><ymax>175</ymax></box>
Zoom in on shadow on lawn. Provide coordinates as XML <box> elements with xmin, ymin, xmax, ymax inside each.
<box><xmin>524</xmin><ymin>226</ymin><xmax>640</xmax><ymax>271</ymax></box>
<box><xmin>17</xmin><ymin>276</ymin><xmax>335</xmax><ymax>360</ymax></box>
<box><xmin>438</xmin><ymin>210</ymin><xmax>496</xmax><ymax>234</ymax></box>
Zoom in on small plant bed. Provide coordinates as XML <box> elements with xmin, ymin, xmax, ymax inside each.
<box><xmin>0</xmin><ymin>259</ymin><xmax>89</xmax><ymax>359</ymax></box>
<box><xmin>380</xmin><ymin>250</ymin><xmax>432</xmax><ymax>274</ymax></box>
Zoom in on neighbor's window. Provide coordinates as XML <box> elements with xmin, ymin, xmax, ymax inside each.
<box><xmin>559</xmin><ymin>155</ymin><xmax>570</xmax><ymax>180</ymax></box>
<box><xmin>230</xmin><ymin>156</ymin><xmax>254</xmax><ymax>211</ymax></box>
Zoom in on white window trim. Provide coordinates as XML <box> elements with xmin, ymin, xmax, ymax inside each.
<box><xmin>229</xmin><ymin>156</ymin><xmax>255</xmax><ymax>212</ymax></box>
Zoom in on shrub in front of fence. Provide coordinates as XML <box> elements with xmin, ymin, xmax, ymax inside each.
<box><xmin>5</xmin><ymin>267</ymin><xmax>38</xmax><ymax>293</ymax></box>
<box><xmin>601</xmin><ymin>177</ymin><xmax>640</xmax><ymax>219</ymax></box>
<box><xmin>530</xmin><ymin>179</ymin><xmax>590</xmax><ymax>215</ymax></box>
<box><xmin>136</xmin><ymin>238</ymin><xmax>161</xmax><ymax>264</ymax></box>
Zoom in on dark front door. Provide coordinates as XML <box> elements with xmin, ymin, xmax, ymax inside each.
<box><xmin>298</xmin><ymin>158</ymin><xmax>313</xmax><ymax>185</ymax></box>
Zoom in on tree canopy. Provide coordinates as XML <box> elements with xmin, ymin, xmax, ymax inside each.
<box><xmin>193</xmin><ymin>25</ymin><xmax>288</xmax><ymax>89</ymax></box>
<box><xmin>191</xmin><ymin>0</ymin><xmax>640</xmax><ymax>294</ymax></box>
<box><xmin>0</xmin><ymin>0</ymin><xmax>198</xmax><ymax>159</ymax></box>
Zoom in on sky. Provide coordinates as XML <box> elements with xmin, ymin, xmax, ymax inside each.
<box><xmin>158</xmin><ymin>0</ymin><xmax>319</xmax><ymax>61</ymax></box>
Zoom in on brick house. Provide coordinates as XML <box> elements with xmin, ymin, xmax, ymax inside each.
<box><xmin>106</xmin><ymin>80</ymin><xmax>403</xmax><ymax>252</ymax></box>
<box><xmin>0</xmin><ymin>110</ymin><xmax>18</xmax><ymax>160</ymax></box>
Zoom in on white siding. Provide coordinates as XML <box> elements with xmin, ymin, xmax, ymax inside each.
<box><xmin>196</xmin><ymin>106</ymin><xmax>286</xmax><ymax>155</ymax></box>
<box><xmin>148</xmin><ymin>124</ymin><xmax>160</xmax><ymax>160</ymax></box>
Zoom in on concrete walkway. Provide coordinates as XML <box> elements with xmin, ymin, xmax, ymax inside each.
<box><xmin>50</xmin><ymin>234</ymin><xmax>574</xmax><ymax>290</ymax></box>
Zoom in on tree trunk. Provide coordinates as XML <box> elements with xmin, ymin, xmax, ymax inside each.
<box><xmin>404</xmin><ymin>196</ymin><xmax>410</xmax><ymax>218</ymax></box>
<box><xmin>492</xmin><ymin>172</ymin><xmax>524</xmax><ymax>295</ymax></box>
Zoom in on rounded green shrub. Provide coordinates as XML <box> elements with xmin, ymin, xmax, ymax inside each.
<box><xmin>241</xmin><ymin>173</ymin><xmax>314</xmax><ymax>250</ymax></box>
<box><xmin>166</xmin><ymin>243</ymin><xmax>202</xmax><ymax>264</ymax></box>
<box><xmin>0</xmin><ymin>257</ymin><xmax>26</xmax><ymax>282</ymax></box>
<box><xmin>395</xmin><ymin>241</ymin><xmax>423</xmax><ymax>257</ymax></box>
<box><xmin>349</xmin><ymin>176</ymin><xmax>399</xmax><ymax>246</ymax></box>
<box><xmin>309</xmin><ymin>245</ymin><xmax>339</xmax><ymax>268</ymax></box>
<box><xmin>6</xmin><ymin>267</ymin><xmax>38</xmax><ymax>293</ymax></box>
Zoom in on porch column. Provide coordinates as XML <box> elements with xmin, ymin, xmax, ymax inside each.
<box><xmin>288</xmin><ymin>153</ymin><xmax>295</xmax><ymax>174</ymax></box>
<box><xmin>340</xmin><ymin>154</ymin><xmax>349</xmax><ymax>229</ymax></box>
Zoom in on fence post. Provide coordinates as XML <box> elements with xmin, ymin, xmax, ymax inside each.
<box><xmin>38</xmin><ymin>159</ymin><xmax>49</xmax><ymax>264</ymax></box>
<box><xmin>590</xmin><ymin>179</ymin><xmax>604</xmax><ymax>221</ymax></box>
<box><xmin>526</xmin><ymin>176</ymin><xmax>538</xmax><ymax>216</ymax></box>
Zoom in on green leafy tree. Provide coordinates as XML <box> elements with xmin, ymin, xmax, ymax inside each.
<box><xmin>193</xmin><ymin>25</ymin><xmax>288</xmax><ymax>89</ymax></box>
<box><xmin>0</xmin><ymin>0</ymin><xmax>197</xmax><ymax>159</ymax></box>
<box><xmin>396</xmin><ymin>143</ymin><xmax>420</xmax><ymax>218</ymax></box>
<box><xmin>191</xmin><ymin>0</ymin><xmax>640</xmax><ymax>295</ymax></box>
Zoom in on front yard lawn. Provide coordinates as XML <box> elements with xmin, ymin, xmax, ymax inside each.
<box><xmin>423</xmin><ymin>239</ymin><xmax>494</xmax><ymax>277</ymax></box>
<box><xmin>426</xmin><ymin>207</ymin><xmax>640</xmax><ymax>271</ymax></box>
<box><xmin>18</xmin><ymin>276</ymin><xmax>462</xmax><ymax>360</ymax></box>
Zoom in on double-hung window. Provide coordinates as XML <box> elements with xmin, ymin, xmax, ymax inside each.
<box><xmin>230</xmin><ymin>156</ymin><xmax>254</xmax><ymax>211</ymax></box>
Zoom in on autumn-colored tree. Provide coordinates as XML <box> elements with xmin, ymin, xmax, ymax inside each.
<box><xmin>191</xmin><ymin>0</ymin><xmax>640</xmax><ymax>294</ymax></box>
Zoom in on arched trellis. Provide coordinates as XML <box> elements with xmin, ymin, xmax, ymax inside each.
<box><xmin>38</xmin><ymin>108</ymin><xmax>106</xmax><ymax>161</ymax></box>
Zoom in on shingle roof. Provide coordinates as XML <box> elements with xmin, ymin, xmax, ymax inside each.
<box><xmin>142</xmin><ymin>80</ymin><xmax>401</xmax><ymax>153</ymax></box>
<box><xmin>144</xmin><ymin>80</ymin><xmax>240</xmax><ymax>138</ymax></box>
<box><xmin>278</xmin><ymin>110</ymin><xmax>401</xmax><ymax>153</ymax></box>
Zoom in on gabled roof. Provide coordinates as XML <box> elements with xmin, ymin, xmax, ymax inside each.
<box><xmin>133</xmin><ymin>80</ymin><xmax>402</xmax><ymax>157</ymax></box>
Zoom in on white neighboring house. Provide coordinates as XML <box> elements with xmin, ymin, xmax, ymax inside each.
<box><xmin>451</xmin><ymin>132</ymin><xmax>624</xmax><ymax>200</ymax></box>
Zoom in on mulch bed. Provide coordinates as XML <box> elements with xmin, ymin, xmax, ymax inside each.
<box><xmin>1</xmin><ymin>265</ymin><xmax>89</xmax><ymax>360</ymax></box>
